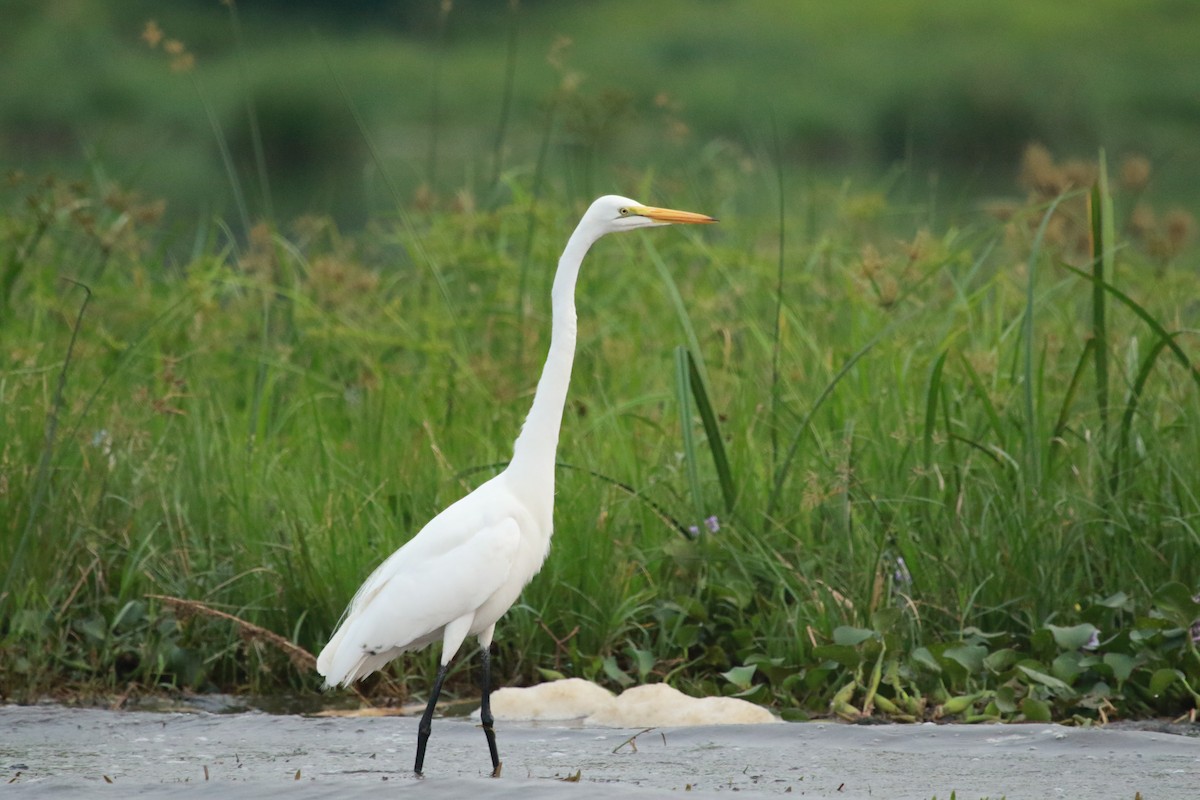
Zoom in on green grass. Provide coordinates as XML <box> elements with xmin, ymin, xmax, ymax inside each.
<box><xmin>4</xmin><ymin>0</ymin><xmax>1200</xmax><ymax>225</ymax></box>
<box><xmin>1</xmin><ymin>0</ymin><xmax>1198</xmax><ymax>721</ymax></box>
<box><xmin>1</xmin><ymin>138</ymin><xmax>1197</xmax><ymax>723</ymax></box>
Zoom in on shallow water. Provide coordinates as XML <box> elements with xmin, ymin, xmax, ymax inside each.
<box><xmin>3</xmin><ymin>704</ymin><xmax>1198</xmax><ymax>798</ymax></box>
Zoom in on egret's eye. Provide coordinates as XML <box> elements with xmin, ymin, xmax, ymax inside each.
<box><xmin>618</xmin><ymin>207</ymin><xmax>631</xmax><ymax>217</ymax></box>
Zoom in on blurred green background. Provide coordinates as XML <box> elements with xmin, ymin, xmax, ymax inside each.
<box><xmin>3</xmin><ymin>0</ymin><xmax>1198</xmax><ymax>227</ymax></box>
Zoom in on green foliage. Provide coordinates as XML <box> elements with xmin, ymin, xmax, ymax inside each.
<box><xmin>3</xmin><ymin>0</ymin><xmax>1200</xmax><ymax>225</ymax></box>
<box><xmin>0</xmin><ymin>142</ymin><xmax>1197</xmax><ymax>724</ymax></box>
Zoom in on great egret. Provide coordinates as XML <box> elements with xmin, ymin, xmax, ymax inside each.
<box><xmin>316</xmin><ymin>195</ymin><xmax>716</xmax><ymax>777</ymax></box>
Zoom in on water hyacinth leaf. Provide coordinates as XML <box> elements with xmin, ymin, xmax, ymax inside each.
<box><xmin>813</xmin><ymin>644</ymin><xmax>861</xmax><ymax>669</ymax></box>
<box><xmin>1046</xmin><ymin>623</ymin><xmax>1099</xmax><ymax>651</ymax></box>
<box><xmin>912</xmin><ymin>647</ymin><xmax>941</xmax><ymax>673</ymax></box>
<box><xmin>804</xmin><ymin>665</ymin><xmax>836</xmax><ymax>690</ymax></box>
<box><xmin>1021</xmin><ymin>697</ymin><xmax>1053</xmax><ymax>722</ymax></box>
<box><xmin>745</xmin><ymin>654</ymin><xmax>792</xmax><ymax>685</ymax></box>
<box><xmin>943</xmin><ymin>644</ymin><xmax>988</xmax><ymax>675</ymax></box>
<box><xmin>994</xmin><ymin>685</ymin><xmax>1018</xmax><ymax>714</ymax></box>
<box><xmin>731</xmin><ymin>683</ymin><xmax>768</xmax><ymax>701</ymax></box>
<box><xmin>721</xmin><ymin>664</ymin><xmax>758</xmax><ymax>691</ymax></box>
<box><xmin>1097</xmin><ymin>591</ymin><xmax>1130</xmax><ymax>609</ymax></box>
<box><xmin>1030</xmin><ymin>627</ymin><xmax>1056</xmax><ymax>659</ymax></box>
<box><xmin>870</xmin><ymin>607</ymin><xmax>904</xmax><ymax>638</ymax></box>
<box><xmin>960</xmin><ymin>626</ymin><xmax>1008</xmax><ymax>641</ymax></box>
<box><xmin>1103</xmin><ymin>653</ymin><xmax>1135</xmax><ymax>684</ymax></box>
<box><xmin>674</xmin><ymin>625</ymin><xmax>701</xmax><ymax>650</ymax></box>
<box><xmin>628</xmin><ymin>647</ymin><xmax>656</xmax><ymax>681</ymax></box>
<box><xmin>1051</xmin><ymin>652</ymin><xmax>1084</xmax><ymax>685</ymax></box>
<box><xmin>601</xmin><ymin>656</ymin><xmax>634</xmax><ymax>687</ymax></box>
<box><xmin>1152</xmin><ymin>582</ymin><xmax>1200</xmax><ymax>628</ymax></box>
<box><xmin>833</xmin><ymin>626</ymin><xmax>876</xmax><ymax>647</ymax></box>
<box><xmin>983</xmin><ymin>648</ymin><xmax>1019</xmax><ymax>674</ymax></box>
<box><xmin>1017</xmin><ymin>664</ymin><xmax>1075</xmax><ymax>695</ymax></box>
<box><xmin>1149</xmin><ymin>668</ymin><xmax>1179</xmax><ymax>698</ymax></box>
<box><xmin>75</xmin><ymin>616</ymin><xmax>109</xmax><ymax>643</ymax></box>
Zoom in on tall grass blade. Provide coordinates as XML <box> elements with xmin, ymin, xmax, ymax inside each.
<box><xmin>674</xmin><ymin>346</ymin><xmax>704</xmax><ymax>518</ymax></box>
<box><xmin>2</xmin><ymin>280</ymin><xmax>90</xmax><ymax>606</ymax></box>
<box><xmin>769</xmin><ymin>112</ymin><xmax>787</xmax><ymax>482</ymax></box>
<box><xmin>1022</xmin><ymin>192</ymin><xmax>1069</xmax><ymax>488</ymax></box>
<box><xmin>767</xmin><ymin>338</ymin><xmax>877</xmax><ymax>519</ymax></box>
<box><xmin>957</xmin><ymin>351</ymin><xmax>1004</xmax><ymax>445</ymax></box>
<box><xmin>1115</xmin><ymin>334</ymin><xmax>1174</xmax><ymax>480</ymax></box>
<box><xmin>1089</xmin><ymin>150</ymin><xmax>1115</xmax><ymax>443</ymax></box>
<box><xmin>1048</xmin><ymin>337</ymin><xmax>1096</xmax><ymax>471</ymax></box>
<box><xmin>686</xmin><ymin>349</ymin><xmax>736</xmax><ymax>513</ymax></box>
<box><xmin>923</xmin><ymin>349</ymin><xmax>948</xmax><ymax>474</ymax></box>
<box><xmin>647</xmin><ymin>239</ymin><xmax>709</xmax><ymax>387</ymax></box>
<box><xmin>1058</xmin><ymin>263</ymin><xmax>1200</xmax><ymax>392</ymax></box>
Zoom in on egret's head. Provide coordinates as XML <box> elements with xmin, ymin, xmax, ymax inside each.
<box><xmin>586</xmin><ymin>194</ymin><xmax>717</xmax><ymax>235</ymax></box>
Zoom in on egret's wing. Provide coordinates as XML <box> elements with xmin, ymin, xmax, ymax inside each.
<box><xmin>339</xmin><ymin>477</ymin><xmax>511</xmax><ymax>617</ymax></box>
<box><xmin>317</xmin><ymin>516</ymin><xmax>521</xmax><ymax>686</ymax></box>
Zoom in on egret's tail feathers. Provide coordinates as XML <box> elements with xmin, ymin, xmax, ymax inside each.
<box><xmin>317</xmin><ymin>613</ymin><xmax>408</xmax><ymax>688</ymax></box>
<box><xmin>320</xmin><ymin>650</ymin><xmax>396</xmax><ymax>689</ymax></box>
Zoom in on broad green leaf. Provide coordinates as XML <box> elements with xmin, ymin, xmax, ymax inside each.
<box><xmin>601</xmin><ymin>656</ymin><xmax>634</xmax><ymax>687</ymax></box>
<box><xmin>721</xmin><ymin>664</ymin><xmax>758</xmax><ymax>691</ymax></box>
<box><xmin>1046</xmin><ymin>623</ymin><xmax>1098</xmax><ymax>651</ymax></box>
<box><xmin>730</xmin><ymin>684</ymin><xmax>768</xmax><ymax>701</ymax></box>
<box><xmin>1149</xmin><ymin>668</ymin><xmax>1179</xmax><ymax>697</ymax></box>
<box><xmin>833</xmin><ymin>626</ymin><xmax>877</xmax><ymax>646</ymax></box>
<box><xmin>1153</xmin><ymin>583</ymin><xmax>1200</xmax><ymax>628</ymax></box>
<box><xmin>994</xmin><ymin>685</ymin><xmax>1018</xmax><ymax>714</ymax></box>
<box><xmin>628</xmin><ymin>647</ymin><xmax>656</xmax><ymax>681</ymax></box>
<box><xmin>1103</xmin><ymin>653</ymin><xmax>1135</xmax><ymax>684</ymax></box>
<box><xmin>943</xmin><ymin>644</ymin><xmax>988</xmax><ymax>675</ymax></box>
<box><xmin>1096</xmin><ymin>591</ymin><xmax>1130</xmax><ymax>609</ymax></box>
<box><xmin>1051</xmin><ymin>652</ymin><xmax>1083</xmax><ymax>685</ymax></box>
<box><xmin>1017</xmin><ymin>664</ymin><xmax>1075</xmax><ymax>695</ymax></box>
<box><xmin>537</xmin><ymin>667</ymin><xmax>566</xmax><ymax>682</ymax></box>
<box><xmin>912</xmin><ymin>647</ymin><xmax>941</xmax><ymax>673</ymax></box>
<box><xmin>813</xmin><ymin>644</ymin><xmax>861</xmax><ymax>668</ymax></box>
<box><xmin>983</xmin><ymin>648</ymin><xmax>1019</xmax><ymax>674</ymax></box>
<box><xmin>870</xmin><ymin>607</ymin><xmax>904</xmax><ymax>637</ymax></box>
<box><xmin>1021</xmin><ymin>697</ymin><xmax>1052</xmax><ymax>722</ymax></box>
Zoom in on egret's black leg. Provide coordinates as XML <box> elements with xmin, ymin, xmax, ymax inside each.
<box><xmin>414</xmin><ymin>663</ymin><xmax>449</xmax><ymax>777</ymax></box>
<box><xmin>479</xmin><ymin>647</ymin><xmax>502</xmax><ymax>777</ymax></box>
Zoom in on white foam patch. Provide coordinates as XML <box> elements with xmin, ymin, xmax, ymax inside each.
<box><xmin>487</xmin><ymin>677</ymin><xmax>617</xmax><ymax>721</ymax></box>
<box><xmin>481</xmin><ymin>678</ymin><xmax>779</xmax><ymax>726</ymax></box>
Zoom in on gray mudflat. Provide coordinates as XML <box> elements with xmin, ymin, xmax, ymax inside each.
<box><xmin>2</xmin><ymin>704</ymin><xmax>1197</xmax><ymax>799</ymax></box>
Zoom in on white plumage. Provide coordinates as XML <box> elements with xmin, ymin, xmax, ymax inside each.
<box><xmin>315</xmin><ymin>195</ymin><xmax>716</xmax><ymax>776</ymax></box>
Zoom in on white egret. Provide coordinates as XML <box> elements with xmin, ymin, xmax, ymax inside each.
<box><xmin>316</xmin><ymin>195</ymin><xmax>715</xmax><ymax>777</ymax></box>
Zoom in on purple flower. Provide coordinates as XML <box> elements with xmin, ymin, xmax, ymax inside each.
<box><xmin>893</xmin><ymin>556</ymin><xmax>912</xmax><ymax>587</ymax></box>
<box><xmin>704</xmin><ymin>516</ymin><xmax>721</xmax><ymax>533</ymax></box>
<box><xmin>687</xmin><ymin>525</ymin><xmax>700</xmax><ymax>537</ymax></box>
<box><xmin>1083</xmin><ymin>630</ymin><xmax>1101</xmax><ymax>650</ymax></box>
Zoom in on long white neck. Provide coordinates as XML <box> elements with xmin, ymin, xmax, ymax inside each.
<box><xmin>506</xmin><ymin>220</ymin><xmax>603</xmax><ymax>497</ymax></box>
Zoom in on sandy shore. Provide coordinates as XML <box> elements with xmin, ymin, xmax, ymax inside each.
<box><xmin>3</xmin><ymin>704</ymin><xmax>1197</xmax><ymax>798</ymax></box>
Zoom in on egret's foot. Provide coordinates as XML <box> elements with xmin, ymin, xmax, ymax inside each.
<box><xmin>491</xmin><ymin>761</ymin><xmax>503</xmax><ymax>779</ymax></box>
